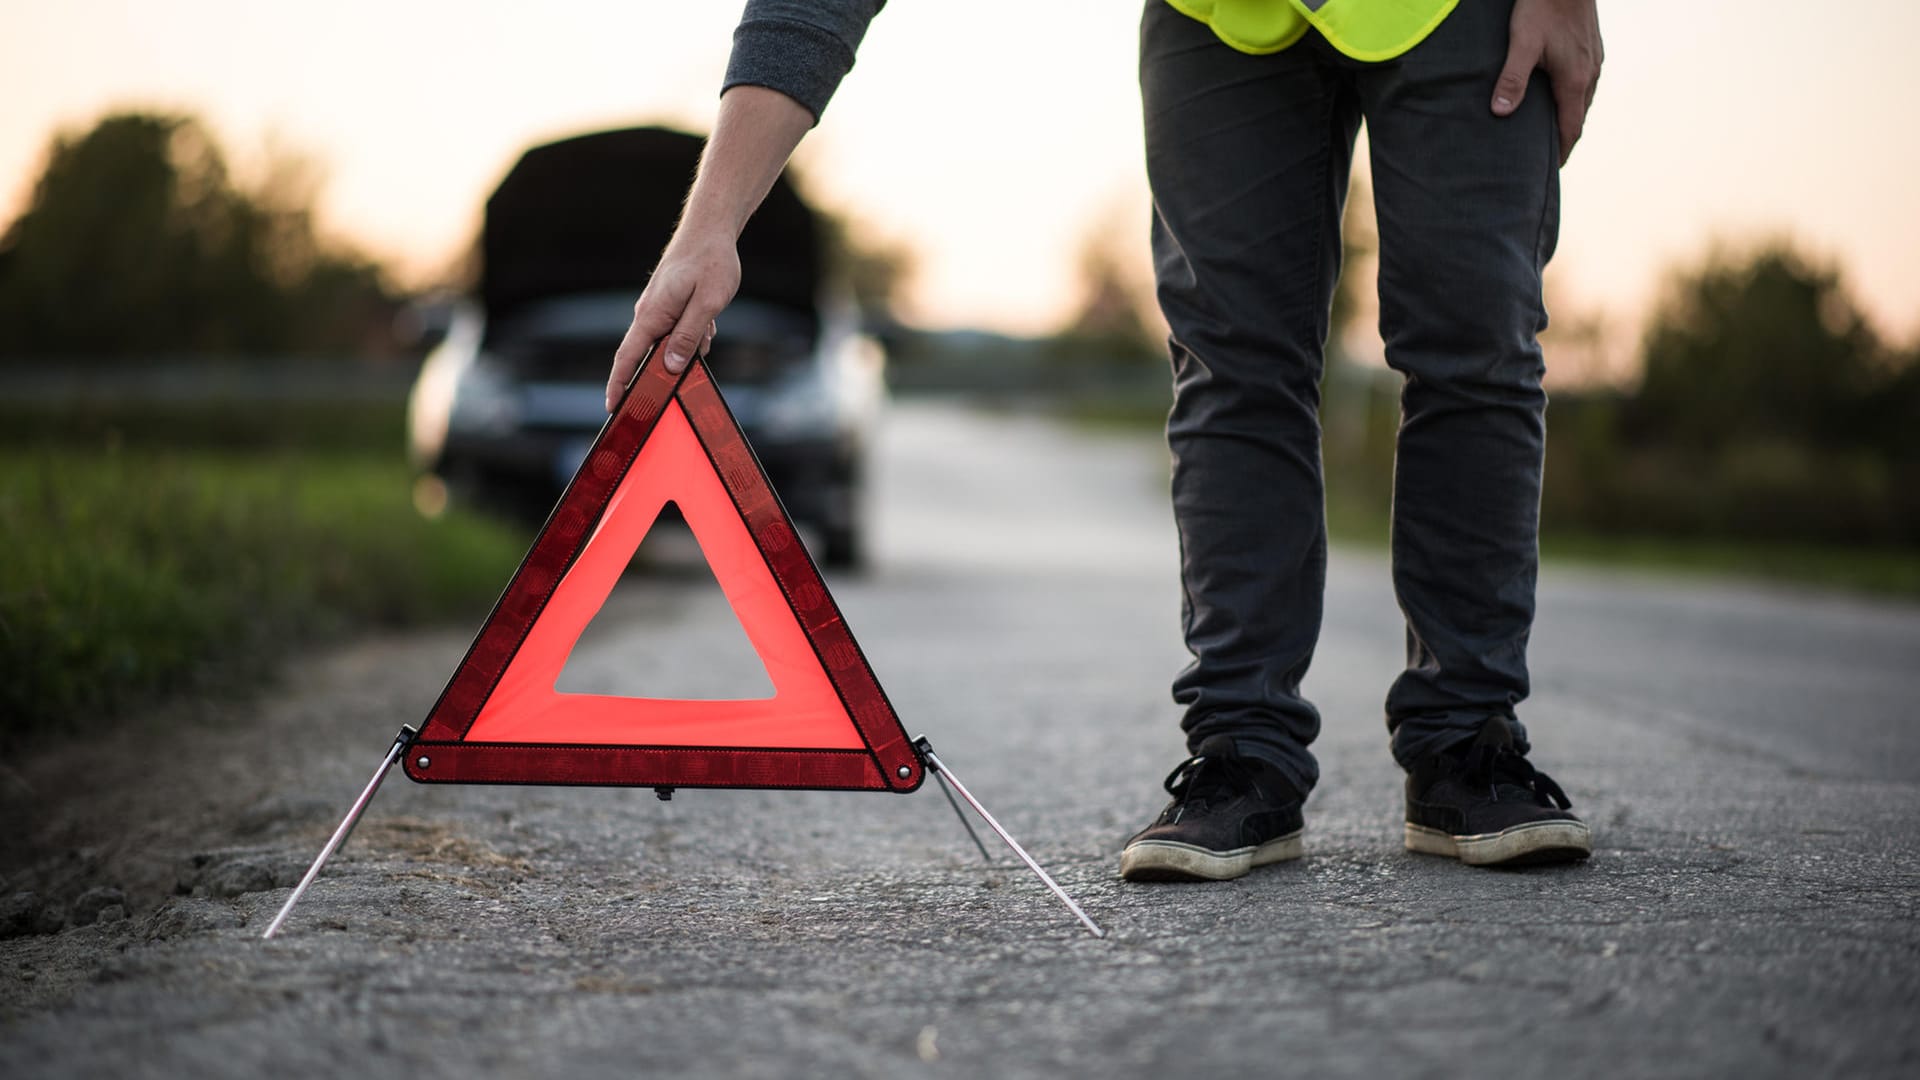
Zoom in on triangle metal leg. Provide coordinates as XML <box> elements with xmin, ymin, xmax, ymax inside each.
<box><xmin>262</xmin><ymin>724</ymin><xmax>416</xmax><ymax>940</ymax></box>
<box><xmin>914</xmin><ymin>736</ymin><xmax>1105</xmax><ymax>939</ymax></box>
<box><xmin>933</xmin><ymin>767</ymin><xmax>995</xmax><ymax>865</ymax></box>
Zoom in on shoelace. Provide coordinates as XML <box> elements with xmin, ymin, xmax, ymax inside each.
<box><xmin>1463</xmin><ymin>741</ymin><xmax>1572</xmax><ymax>810</ymax></box>
<box><xmin>1160</xmin><ymin>751</ymin><xmax>1262</xmax><ymax>819</ymax></box>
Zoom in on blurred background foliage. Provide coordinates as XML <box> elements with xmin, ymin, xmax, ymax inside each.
<box><xmin>0</xmin><ymin>112</ymin><xmax>521</xmax><ymax>744</ymax></box>
<box><xmin>890</xmin><ymin>178</ymin><xmax>1920</xmax><ymax>566</ymax></box>
<box><xmin>0</xmin><ymin>112</ymin><xmax>399</xmax><ymax>359</ymax></box>
<box><xmin>2</xmin><ymin>109</ymin><xmax>1916</xmax><ymax>742</ymax></box>
<box><xmin>1552</xmin><ymin>245</ymin><xmax>1920</xmax><ymax>548</ymax></box>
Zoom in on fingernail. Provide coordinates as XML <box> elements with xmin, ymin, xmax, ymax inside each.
<box><xmin>665</xmin><ymin>351</ymin><xmax>686</xmax><ymax>372</ymax></box>
<box><xmin>1494</xmin><ymin>96</ymin><xmax>1513</xmax><ymax>112</ymax></box>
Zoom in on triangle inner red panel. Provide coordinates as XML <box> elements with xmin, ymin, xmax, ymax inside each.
<box><xmin>404</xmin><ymin>353</ymin><xmax>922</xmax><ymax>793</ymax></box>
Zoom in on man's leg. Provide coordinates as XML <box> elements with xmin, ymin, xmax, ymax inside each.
<box><xmin>1142</xmin><ymin>3</ymin><xmax>1360</xmax><ymax>798</ymax></box>
<box><xmin>1359</xmin><ymin>0</ymin><xmax>1558</xmax><ymax>764</ymax></box>
<box><xmin>1121</xmin><ymin>4</ymin><xmax>1367</xmax><ymax>880</ymax></box>
<box><xmin>1360</xmin><ymin>0</ymin><xmax>1589</xmax><ymax>865</ymax></box>
<box><xmin>1120</xmin><ymin>4</ymin><xmax>1361</xmax><ymax>883</ymax></box>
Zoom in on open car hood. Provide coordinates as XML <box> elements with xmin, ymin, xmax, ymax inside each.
<box><xmin>480</xmin><ymin>127</ymin><xmax>820</xmax><ymax>322</ymax></box>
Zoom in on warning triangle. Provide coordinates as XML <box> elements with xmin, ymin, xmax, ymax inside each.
<box><xmin>404</xmin><ymin>353</ymin><xmax>923</xmax><ymax>793</ymax></box>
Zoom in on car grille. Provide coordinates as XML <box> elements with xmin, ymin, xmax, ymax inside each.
<box><xmin>496</xmin><ymin>338</ymin><xmax>624</xmax><ymax>383</ymax></box>
<box><xmin>495</xmin><ymin>336</ymin><xmax>808</xmax><ymax>386</ymax></box>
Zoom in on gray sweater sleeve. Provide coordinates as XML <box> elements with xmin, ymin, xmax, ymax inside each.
<box><xmin>721</xmin><ymin>0</ymin><xmax>887</xmax><ymax>123</ymax></box>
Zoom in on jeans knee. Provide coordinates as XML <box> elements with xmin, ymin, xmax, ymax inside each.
<box><xmin>1389</xmin><ymin>337</ymin><xmax>1546</xmax><ymax>416</ymax></box>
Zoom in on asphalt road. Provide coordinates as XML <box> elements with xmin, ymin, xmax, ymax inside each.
<box><xmin>4</xmin><ymin>402</ymin><xmax>1917</xmax><ymax>1078</ymax></box>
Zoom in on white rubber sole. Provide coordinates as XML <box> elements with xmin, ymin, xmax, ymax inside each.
<box><xmin>1119</xmin><ymin>830</ymin><xmax>1304</xmax><ymax>882</ymax></box>
<box><xmin>1405</xmin><ymin>820</ymin><xmax>1592</xmax><ymax>866</ymax></box>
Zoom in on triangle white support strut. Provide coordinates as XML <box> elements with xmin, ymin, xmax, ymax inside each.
<box><xmin>262</xmin><ymin>724</ymin><xmax>417</xmax><ymax>940</ymax></box>
<box><xmin>932</xmin><ymin>768</ymin><xmax>995</xmax><ymax>865</ymax></box>
<box><xmin>913</xmin><ymin>736</ymin><xmax>1106</xmax><ymax>939</ymax></box>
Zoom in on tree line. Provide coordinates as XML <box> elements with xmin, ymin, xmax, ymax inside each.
<box><xmin>4</xmin><ymin>110</ymin><xmax>1913</xmax><ymax>547</ymax></box>
<box><xmin>1545</xmin><ymin>245</ymin><xmax>1918</xmax><ymax>545</ymax></box>
<box><xmin>0</xmin><ymin>112</ymin><xmax>397</xmax><ymax>361</ymax></box>
<box><xmin>1041</xmin><ymin>187</ymin><xmax>1919</xmax><ymax>548</ymax></box>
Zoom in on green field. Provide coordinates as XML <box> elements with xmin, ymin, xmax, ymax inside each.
<box><xmin>1</xmin><ymin>408</ymin><xmax>528</xmax><ymax>745</ymax></box>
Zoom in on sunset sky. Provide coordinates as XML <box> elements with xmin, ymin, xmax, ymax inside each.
<box><xmin>4</xmin><ymin>0</ymin><xmax>1918</xmax><ymax>366</ymax></box>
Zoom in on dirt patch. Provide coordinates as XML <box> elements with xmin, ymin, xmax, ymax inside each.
<box><xmin>354</xmin><ymin>817</ymin><xmax>531</xmax><ymax>872</ymax></box>
<box><xmin>0</xmin><ymin>627</ymin><xmax>467</xmax><ymax>937</ymax></box>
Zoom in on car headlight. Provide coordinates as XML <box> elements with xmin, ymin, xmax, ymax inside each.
<box><xmin>757</xmin><ymin>382</ymin><xmax>840</xmax><ymax>440</ymax></box>
<box><xmin>448</xmin><ymin>355</ymin><xmax>520</xmax><ymax>433</ymax></box>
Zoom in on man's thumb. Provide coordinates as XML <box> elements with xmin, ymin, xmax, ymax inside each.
<box><xmin>1491</xmin><ymin>38</ymin><xmax>1537</xmax><ymax>116</ymax></box>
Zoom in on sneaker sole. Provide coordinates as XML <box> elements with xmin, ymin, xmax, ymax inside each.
<box><xmin>1404</xmin><ymin>821</ymin><xmax>1592</xmax><ymax>867</ymax></box>
<box><xmin>1119</xmin><ymin>830</ymin><xmax>1304</xmax><ymax>882</ymax></box>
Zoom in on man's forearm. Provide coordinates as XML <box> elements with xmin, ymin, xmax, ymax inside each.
<box><xmin>605</xmin><ymin>4</ymin><xmax>879</xmax><ymax>399</ymax></box>
<box><xmin>605</xmin><ymin>85</ymin><xmax>813</xmax><ymax>396</ymax></box>
<box><xmin>679</xmin><ymin>85</ymin><xmax>816</xmax><ymax>241</ymax></box>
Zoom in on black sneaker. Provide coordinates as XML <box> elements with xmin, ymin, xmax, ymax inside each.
<box><xmin>1404</xmin><ymin>715</ymin><xmax>1592</xmax><ymax>866</ymax></box>
<box><xmin>1120</xmin><ymin>735</ymin><xmax>1305</xmax><ymax>882</ymax></box>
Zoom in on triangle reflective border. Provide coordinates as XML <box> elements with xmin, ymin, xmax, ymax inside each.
<box><xmin>403</xmin><ymin>351</ymin><xmax>923</xmax><ymax>793</ymax></box>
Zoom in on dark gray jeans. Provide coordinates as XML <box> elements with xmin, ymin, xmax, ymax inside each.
<box><xmin>1141</xmin><ymin>0</ymin><xmax>1560</xmax><ymax>794</ymax></box>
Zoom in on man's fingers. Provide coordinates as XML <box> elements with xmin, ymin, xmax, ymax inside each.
<box><xmin>604</xmin><ymin>235</ymin><xmax>739</xmax><ymax>406</ymax></box>
<box><xmin>1492</xmin><ymin>34</ymin><xmax>1540</xmax><ymax>116</ymax></box>
<box><xmin>606</xmin><ymin>295</ymin><xmax>678</xmax><ymax>411</ymax></box>
<box><xmin>1560</xmin><ymin>68</ymin><xmax>1600</xmax><ymax>165</ymax></box>
<box><xmin>1545</xmin><ymin>48</ymin><xmax>1598</xmax><ymax>165</ymax></box>
<box><xmin>662</xmin><ymin>294</ymin><xmax>724</xmax><ymax>375</ymax></box>
<box><xmin>605</xmin><ymin>336</ymin><xmax>648</xmax><ymax>412</ymax></box>
<box><xmin>1556</xmin><ymin>82</ymin><xmax>1588</xmax><ymax>165</ymax></box>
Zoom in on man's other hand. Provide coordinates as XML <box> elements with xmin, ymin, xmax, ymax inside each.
<box><xmin>1491</xmin><ymin>0</ymin><xmax>1603</xmax><ymax>166</ymax></box>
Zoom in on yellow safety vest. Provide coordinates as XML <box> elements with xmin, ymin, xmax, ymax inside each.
<box><xmin>1166</xmin><ymin>0</ymin><xmax>1458</xmax><ymax>61</ymax></box>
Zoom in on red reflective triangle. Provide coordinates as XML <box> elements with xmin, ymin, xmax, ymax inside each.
<box><xmin>404</xmin><ymin>354</ymin><xmax>922</xmax><ymax>793</ymax></box>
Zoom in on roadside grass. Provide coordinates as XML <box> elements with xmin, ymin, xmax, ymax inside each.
<box><xmin>1325</xmin><ymin>498</ymin><xmax>1920</xmax><ymax>599</ymax></box>
<box><xmin>7</xmin><ymin>385</ymin><xmax>1911</xmax><ymax>748</ymax></box>
<box><xmin>0</xmin><ymin>397</ymin><xmax>405</xmax><ymax>452</ymax></box>
<box><xmin>1534</xmin><ymin>531</ymin><xmax>1920</xmax><ymax>598</ymax></box>
<box><xmin>1</xmin><ymin>433</ymin><xmax>527</xmax><ymax>746</ymax></box>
